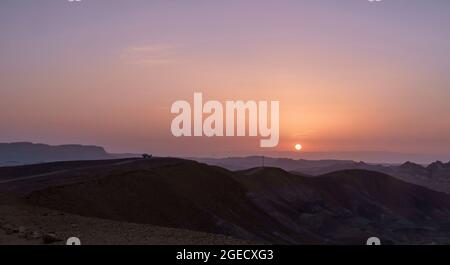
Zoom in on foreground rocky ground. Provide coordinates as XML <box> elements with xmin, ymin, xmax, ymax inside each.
<box><xmin>0</xmin><ymin>195</ymin><xmax>252</xmax><ymax>245</ymax></box>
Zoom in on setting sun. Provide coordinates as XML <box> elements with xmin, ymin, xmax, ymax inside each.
<box><xmin>295</xmin><ymin>144</ymin><xmax>303</xmax><ymax>151</ymax></box>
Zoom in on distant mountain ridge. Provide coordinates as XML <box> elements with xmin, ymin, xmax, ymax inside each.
<box><xmin>194</xmin><ymin>156</ymin><xmax>356</xmax><ymax>172</ymax></box>
<box><xmin>0</xmin><ymin>142</ymin><xmax>113</xmax><ymax>166</ymax></box>
<box><xmin>1</xmin><ymin>143</ymin><xmax>449</xmax><ymax>194</ymax></box>
<box><xmin>194</xmin><ymin>156</ymin><xmax>450</xmax><ymax>193</ymax></box>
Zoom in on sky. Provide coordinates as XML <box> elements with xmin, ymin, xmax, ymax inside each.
<box><xmin>1</xmin><ymin>0</ymin><xmax>450</xmax><ymax>162</ymax></box>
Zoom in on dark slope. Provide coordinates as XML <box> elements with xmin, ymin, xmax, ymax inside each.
<box><xmin>23</xmin><ymin>159</ymin><xmax>450</xmax><ymax>244</ymax></box>
<box><xmin>234</xmin><ymin>168</ymin><xmax>450</xmax><ymax>243</ymax></box>
<box><xmin>312</xmin><ymin>170</ymin><xmax>450</xmax><ymax>222</ymax></box>
<box><xmin>0</xmin><ymin>158</ymin><xmax>136</xmax><ymax>180</ymax></box>
<box><xmin>196</xmin><ymin>156</ymin><xmax>450</xmax><ymax>194</ymax></box>
<box><xmin>27</xmin><ymin>159</ymin><xmax>305</xmax><ymax>243</ymax></box>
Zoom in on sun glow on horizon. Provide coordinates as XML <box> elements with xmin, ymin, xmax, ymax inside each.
<box><xmin>295</xmin><ymin>144</ymin><xmax>303</xmax><ymax>151</ymax></box>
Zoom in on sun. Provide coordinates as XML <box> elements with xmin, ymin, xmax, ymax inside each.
<box><xmin>295</xmin><ymin>144</ymin><xmax>302</xmax><ymax>151</ymax></box>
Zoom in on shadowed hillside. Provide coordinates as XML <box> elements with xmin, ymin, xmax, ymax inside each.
<box><xmin>195</xmin><ymin>156</ymin><xmax>450</xmax><ymax>194</ymax></box>
<box><xmin>18</xmin><ymin>158</ymin><xmax>450</xmax><ymax>244</ymax></box>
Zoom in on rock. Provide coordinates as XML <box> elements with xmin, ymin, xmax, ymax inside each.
<box><xmin>17</xmin><ymin>226</ymin><xmax>30</xmax><ymax>238</ymax></box>
<box><xmin>42</xmin><ymin>233</ymin><xmax>62</xmax><ymax>244</ymax></box>
<box><xmin>2</xmin><ymin>224</ymin><xmax>16</xmax><ymax>235</ymax></box>
<box><xmin>28</xmin><ymin>231</ymin><xmax>42</xmax><ymax>240</ymax></box>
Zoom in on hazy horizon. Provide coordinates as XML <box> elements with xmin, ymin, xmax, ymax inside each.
<box><xmin>2</xmin><ymin>141</ymin><xmax>449</xmax><ymax>164</ymax></box>
<box><xmin>1</xmin><ymin>0</ymin><xmax>450</xmax><ymax>162</ymax></box>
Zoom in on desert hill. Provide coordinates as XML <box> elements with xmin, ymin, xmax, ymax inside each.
<box><xmin>17</xmin><ymin>158</ymin><xmax>450</xmax><ymax>244</ymax></box>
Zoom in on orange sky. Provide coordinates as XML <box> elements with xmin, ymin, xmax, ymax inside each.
<box><xmin>1</xmin><ymin>1</ymin><xmax>450</xmax><ymax>160</ymax></box>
